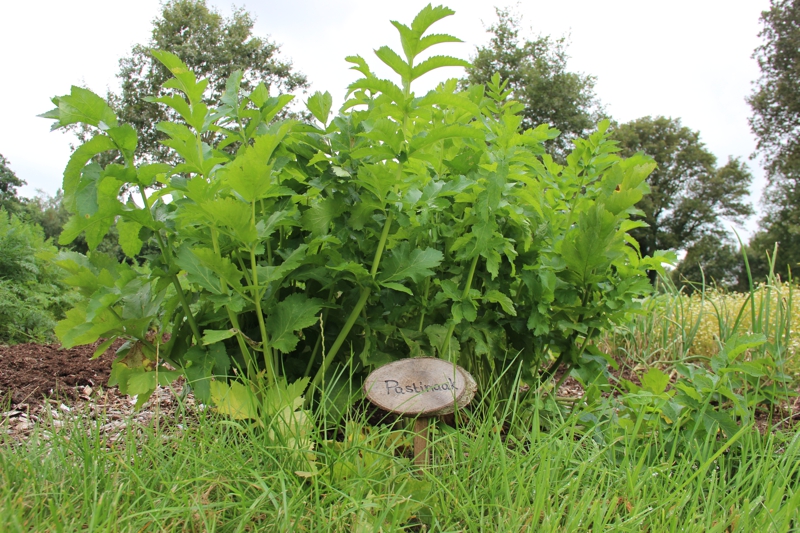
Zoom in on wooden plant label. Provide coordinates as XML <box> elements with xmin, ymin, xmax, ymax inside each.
<box><xmin>363</xmin><ymin>357</ymin><xmax>476</xmax><ymax>416</ymax></box>
<box><xmin>363</xmin><ymin>357</ymin><xmax>477</xmax><ymax>467</ymax></box>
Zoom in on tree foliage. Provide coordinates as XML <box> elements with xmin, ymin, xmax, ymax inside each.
<box><xmin>111</xmin><ymin>0</ymin><xmax>308</xmax><ymax>163</ymax></box>
<box><xmin>0</xmin><ymin>154</ymin><xmax>26</xmax><ymax>216</ymax></box>
<box><xmin>465</xmin><ymin>8</ymin><xmax>602</xmax><ymax>157</ymax></box>
<box><xmin>671</xmin><ymin>235</ymin><xmax>748</xmax><ymax>292</ymax></box>
<box><xmin>613</xmin><ymin>117</ymin><xmax>753</xmax><ymax>282</ymax></box>
<box><xmin>747</xmin><ymin>0</ymin><xmax>800</xmax><ymax>278</ymax></box>
<box><xmin>748</xmin><ymin>0</ymin><xmax>800</xmax><ymax>181</ymax></box>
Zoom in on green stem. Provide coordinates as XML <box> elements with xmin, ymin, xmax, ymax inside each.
<box><xmin>303</xmin><ymin>287</ymin><xmax>335</xmax><ymax>378</ymax></box>
<box><xmin>211</xmin><ymin>227</ymin><xmax>255</xmax><ymax>377</ymax></box>
<box><xmin>139</xmin><ymin>188</ymin><xmax>202</xmax><ymax>345</ymax></box>
<box><xmin>440</xmin><ymin>254</ymin><xmax>480</xmax><ymax>359</ymax></box>
<box><xmin>246</xmin><ymin>200</ymin><xmax>275</xmax><ymax>384</ymax></box>
<box><xmin>311</xmin><ymin>211</ymin><xmax>394</xmax><ymax>388</ymax></box>
<box><xmin>417</xmin><ymin>278</ymin><xmax>431</xmax><ymax>332</ymax></box>
<box><xmin>250</xmin><ymin>244</ymin><xmax>275</xmax><ymax>385</ymax></box>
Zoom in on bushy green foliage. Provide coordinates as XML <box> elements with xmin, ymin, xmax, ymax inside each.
<box><xmin>465</xmin><ymin>8</ymin><xmax>603</xmax><ymax>158</ymax></box>
<box><xmin>110</xmin><ymin>0</ymin><xmax>308</xmax><ymax>165</ymax></box>
<box><xmin>613</xmin><ymin>117</ymin><xmax>753</xmax><ymax>284</ymax></box>
<box><xmin>0</xmin><ymin>154</ymin><xmax>26</xmax><ymax>217</ymax></box>
<box><xmin>0</xmin><ymin>211</ymin><xmax>78</xmax><ymax>344</ymax></box>
<box><xmin>746</xmin><ymin>0</ymin><xmax>800</xmax><ymax>279</ymax></box>
<box><xmin>44</xmin><ymin>5</ymin><xmax>669</xmax><ymax>411</ymax></box>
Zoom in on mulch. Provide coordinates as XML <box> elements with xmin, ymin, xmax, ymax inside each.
<box><xmin>0</xmin><ymin>339</ymin><xmax>119</xmax><ymax>407</ymax></box>
<box><xmin>1</xmin><ymin>340</ymin><xmax>798</xmax><ymax>440</ymax></box>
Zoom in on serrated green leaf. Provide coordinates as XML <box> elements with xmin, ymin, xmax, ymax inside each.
<box><xmin>306</xmin><ymin>91</ymin><xmax>333</xmax><ymax>125</ymax></box>
<box><xmin>192</xmin><ymin>247</ymin><xmax>243</xmax><ymax>291</ymax></box>
<box><xmin>127</xmin><ymin>370</ymin><xmax>182</xmax><ymax>396</ymax></box>
<box><xmin>266</xmin><ymin>294</ymin><xmax>324</xmax><ymax>353</ymax></box>
<box><xmin>62</xmin><ymin>135</ymin><xmax>116</xmax><ymax>210</ymax></box>
<box><xmin>224</xmin><ymin>124</ymin><xmax>292</xmax><ymax>202</ymax></box>
<box><xmin>137</xmin><ymin>163</ymin><xmax>172</xmax><ymax>187</ymax></box>
<box><xmin>175</xmin><ymin>245</ymin><xmax>223</xmax><ymax>294</ymax></box>
<box><xmin>202</xmin><ymin>329</ymin><xmax>237</xmax><ymax>345</ymax></box>
<box><xmin>183</xmin><ymin>346</ymin><xmax>214</xmax><ymax>402</ymax></box>
<box><xmin>348</xmin><ymin>78</ymin><xmax>405</xmax><ymax>104</ymax></box>
<box><xmin>208</xmin><ymin>342</ymin><xmax>230</xmax><ymax>376</ymax></box>
<box><xmin>411</xmin><ymin>4</ymin><xmax>455</xmax><ymax>35</ymax></box>
<box><xmin>301</xmin><ymin>197</ymin><xmax>345</xmax><ymax>236</ymax></box>
<box><xmin>74</xmin><ymin>162</ymin><xmax>102</xmax><ymax>217</ymax></box>
<box><xmin>92</xmin><ymin>338</ymin><xmax>116</xmax><ymax>359</ymax></box>
<box><xmin>375</xmin><ymin>46</ymin><xmax>411</xmax><ymax>81</ymax></box>
<box><xmin>42</xmin><ymin>86</ymin><xmax>118</xmax><ymax>130</ymax></box>
<box><xmin>107</xmin><ymin>124</ymin><xmax>138</xmax><ymax>155</ymax></box>
<box><xmin>722</xmin><ymin>333</ymin><xmax>767</xmax><ymax>362</ymax></box>
<box><xmin>561</xmin><ymin>205</ymin><xmax>618</xmax><ymax>285</ymax></box>
<box><xmin>378</xmin><ymin>243</ymin><xmax>443</xmax><ymax>284</ymax></box>
<box><xmin>409</xmin><ymin>124</ymin><xmax>482</xmax><ymax>154</ymax></box>
<box><xmin>59</xmin><ymin>212</ymin><xmax>116</xmax><ymax>250</ymax></box>
<box><xmin>380</xmin><ymin>281</ymin><xmax>414</xmax><ymax>295</ymax></box>
<box><xmin>641</xmin><ymin>368</ymin><xmax>670</xmax><ymax>394</ymax></box>
<box><xmin>55</xmin><ymin>306</ymin><xmax>122</xmax><ymax>349</ymax></box>
<box><xmin>210</xmin><ymin>380</ymin><xmax>258</xmax><ymax>419</ymax></box>
<box><xmin>151</xmin><ymin>50</ymin><xmax>208</xmax><ymax>104</ymax></box>
<box><xmin>346</xmin><ymin>55</ymin><xmax>373</xmax><ymax>77</ymax></box>
<box><xmin>410</xmin><ymin>55</ymin><xmax>471</xmax><ymax>82</ymax></box>
<box><xmin>249</xmin><ymin>82</ymin><xmax>269</xmax><ymax>108</ymax></box>
<box><xmin>483</xmin><ymin>289</ymin><xmax>516</xmax><ymax>316</ymax></box>
<box><xmin>117</xmin><ymin>217</ymin><xmax>143</xmax><ymax>258</ymax></box>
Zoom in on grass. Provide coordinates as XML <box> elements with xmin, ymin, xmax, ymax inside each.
<box><xmin>3</xmin><ymin>260</ymin><xmax>800</xmax><ymax>531</ymax></box>
<box><xmin>1</xmin><ymin>384</ymin><xmax>799</xmax><ymax>532</ymax></box>
<box><xmin>602</xmin><ymin>260</ymin><xmax>798</xmax><ymax>379</ymax></box>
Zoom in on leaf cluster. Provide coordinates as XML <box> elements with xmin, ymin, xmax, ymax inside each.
<box><xmin>613</xmin><ymin>116</ymin><xmax>753</xmax><ymax>283</ymax></box>
<box><xmin>464</xmin><ymin>8</ymin><xmax>603</xmax><ymax>158</ymax></box>
<box><xmin>0</xmin><ymin>211</ymin><xmax>78</xmax><ymax>344</ymax></box>
<box><xmin>107</xmin><ymin>0</ymin><xmax>308</xmax><ymax>166</ymax></box>
<box><xmin>44</xmin><ymin>4</ymin><xmax>667</xmax><ymax>412</ymax></box>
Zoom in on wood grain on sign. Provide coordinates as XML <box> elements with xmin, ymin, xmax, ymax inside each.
<box><xmin>363</xmin><ymin>357</ymin><xmax>477</xmax><ymax>417</ymax></box>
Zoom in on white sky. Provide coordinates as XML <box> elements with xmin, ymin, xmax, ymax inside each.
<box><xmin>1</xmin><ymin>0</ymin><xmax>770</xmax><ymax>236</ymax></box>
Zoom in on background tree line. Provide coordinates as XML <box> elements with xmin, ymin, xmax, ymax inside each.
<box><xmin>3</xmin><ymin>0</ymin><xmax>799</xmax><ymax>339</ymax></box>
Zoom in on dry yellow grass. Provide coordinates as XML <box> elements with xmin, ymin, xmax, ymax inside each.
<box><xmin>602</xmin><ymin>281</ymin><xmax>799</xmax><ymax>372</ymax></box>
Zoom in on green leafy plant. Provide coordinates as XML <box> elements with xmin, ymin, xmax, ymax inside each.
<box><xmin>0</xmin><ymin>211</ymin><xmax>78</xmax><ymax>344</ymax></box>
<box><xmin>592</xmin><ymin>331</ymin><xmax>795</xmax><ymax>457</ymax></box>
<box><xmin>43</xmin><ymin>5</ymin><xmax>668</xmax><ymax>413</ymax></box>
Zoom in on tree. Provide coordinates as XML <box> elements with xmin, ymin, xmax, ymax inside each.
<box><xmin>465</xmin><ymin>8</ymin><xmax>602</xmax><ymax>156</ymax></box>
<box><xmin>748</xmin><ymin>0</ymin><xmax>800</xmax><ymax>182</ymax></box>
<box><xmin>671</xmin><ymin>235</ymin><xmax>748</xmax><ymax>293</ymax></box>
<box><xmin>0</xmin><ymin>153</ymin><xmax>26</xmax><ymax>216</ymax></box>
<box><xmin>613</xmin><ymin>117</ymin><xmax>753</xmax><ymax>283</ymax></box>
<box><xmin>110</xmin><ymin>0</ymin><xmax>308</xmax><ymax>163</ymax></box>
<box><xmin>747</xmin><ymin>0</ymin><xmax>800</xmax><ymax>277</ymax></box>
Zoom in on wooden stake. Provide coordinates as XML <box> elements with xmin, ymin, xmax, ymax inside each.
<box><xmin>413</xmin><ymin>417</ymin><xmax>430</xmax><ymax>467</ymax></box>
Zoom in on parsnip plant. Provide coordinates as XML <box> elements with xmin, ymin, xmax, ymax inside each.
<box><xmin>44</xmin><ymin>5</ymin><xmax>669</xmax><ymax>411</ymax></box>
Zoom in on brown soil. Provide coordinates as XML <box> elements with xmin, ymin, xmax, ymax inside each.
<box><xmin>0</xmin><ymin>339</ymin><xmax>119</xmax><ymax>408</ymax></box>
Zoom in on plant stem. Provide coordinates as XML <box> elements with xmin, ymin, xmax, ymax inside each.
<box><xmin>210</xmin><ymin>227</ymin><xmax>256</xmax><ymax>377</ymax></box>
<box><xmin>440</xmin><ymin>254</ymin><xmax>480</xmax><ymax>359</ymax></box>
<box><xmin>311</xmin><ymin>211</ymin><xmax>394</xmax><ymax>388</ymax></box>
<box><xmin>139</xmin><ymin>188</ymin><xmax>202</xmax><ymax>345</ymax></box>
<box><xmin>250</xmin><ymin>245</ymin><xmax>275</xmax><ymax>385</ymax></box>
<box><xmin>247</xmin><ymin>199</ymin><xmax>275</xmax><ymax>385</ymax></box>
<box><xmin>303</xmin><ymin>287</ymin><xmax>335</xmax><ymax>378</ymax></box>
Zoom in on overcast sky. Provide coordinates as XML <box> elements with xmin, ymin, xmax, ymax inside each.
<box><xmin>1</xmin><ymin>0</ymin><xmax>770</xmax><ymax>236</ymax></box>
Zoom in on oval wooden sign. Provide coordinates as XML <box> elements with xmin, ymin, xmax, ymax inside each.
<box><xmin>363</xmin><ymin>357</ymin><xmax>477</xmax><ymax>417</ymax></box>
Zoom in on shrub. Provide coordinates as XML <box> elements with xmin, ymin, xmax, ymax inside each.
<box><xmin>44</xmin><ymin>5</ymin><xmax>669</xmax><ymax>411</ymax></box>
<box><xmin>0</xmin><ymin>210</ymin><xmax>77</xmax><ymax>344</ymax></box>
